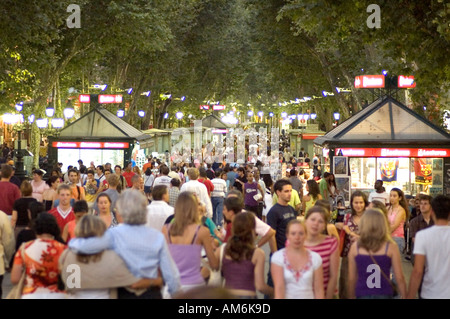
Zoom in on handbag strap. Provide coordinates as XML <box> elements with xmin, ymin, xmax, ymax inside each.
<box><xmin>368</xmin><ymin>250</ymin><xmax>396</xmax><ymax>291</ymax></box>
<box><xmin>218</xmin><ymin>243</ymin><xmax>226</xmax><ymax>272</ymax></box>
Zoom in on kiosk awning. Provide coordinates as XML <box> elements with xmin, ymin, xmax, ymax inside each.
<box><xmin>58</xmin><ymin>106</ymin><xmax>151</xmax><ymax>142</ymax></box>
<box><xmin>314</xmin><ymin>96</ymin><xmax>450</xmax><ymax>149</ymax></box>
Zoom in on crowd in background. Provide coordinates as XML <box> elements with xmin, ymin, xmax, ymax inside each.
<box><xmin>0</xmin><ymin>151</ymin><xmax>449</xmax><ymax>299</ymax></box>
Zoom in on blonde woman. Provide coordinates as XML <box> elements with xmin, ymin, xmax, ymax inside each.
<box><xmin>301</xmin><ymin>180</ymin><xmax>322</xmax><ymax>216</ymax></box>
<box><xmin>271</xmin><ymin>219</ymin><xmax>324</xmax><ymax>299</ymax></box>
<box><xmin>162</xmin><ymin>191</ymin><xmax>218</xmax><ymax>293</ymax></box>
<box><xmin>348</xmin><ymin>209</ymin><xmax>407</xmax><ymax>299</ymax></box>
<box><xmin>304</xmin><ymin>206</ymin><xmax>339</xmax><ymax>299</ymax></box>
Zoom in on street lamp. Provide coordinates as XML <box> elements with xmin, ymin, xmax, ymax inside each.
<box><xmin>333</xmin><ymin>112</ymin><xmax>340</xmax><ymax>121</ymax></box>
<box><xmin>117</xmin><ymin>109</ymin><xmax>125</xmax><ymax>118</ymax></box>
<box><xmin>176</xmin><ymin>112</ymin><xmax>184</xmax><ymax>127</ymax></box>
<box><xmin>51</xmin><ymin>118</ymin><xmax>65</xmax><ymax>129</ymax></box>
<box><xmin>333</xmin><ymin>112</ymin><xmax>340</xmax><ymax>127</ymax></box>
<box><xmin>36</xmin><ymin>118</ymin><xmax>48</xmax><ymax>129</ymax></box>
<box><xmin>63</xmin><ymin>108</ymin><xmax>75</xmax><ymax>119</ymax></box>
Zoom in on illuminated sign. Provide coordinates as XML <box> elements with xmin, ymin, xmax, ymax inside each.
<box><xmin>52</xmin><ymin>141</ymin><xmax>129</xmax><ymax>149</ymax></box>
<box><xmin>211</xmin><ymin>129</ymin><xmax>229</xmax><ymax>134</ymax></box>
<box><xmin>79</xmin><ymin>94</ymin><xmax>91</xmax><ymax>103</ymax></box>
<box><xmin>98</xmin><ymin>95</ymin><xmax>123</xmax><ymax>104</ymax></box>
<box><xmin>212</xmin><ymin>105</ymin><xmax>226</xmax><ymax>111</ymax></box>
<box><xmin>397</xmin><ymin>75</ymin><xmax>416</xmax><ymax>88</ymax></box>
<box><xmin>336</xmin><ymin>148</ymin><xmax>449</xmax><ymax>158</ymax></box>
<box><xmin>199</xmin><ymin>105</ymin><xmax>210</xmax><ymax>110</ymax></box>
<box><xmin>354</xmin><ymin>75</ymin><xmax>385</xmax><ymax>88</ymax></box>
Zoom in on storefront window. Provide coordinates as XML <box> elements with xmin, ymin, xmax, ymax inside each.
<box><xmin>349</xmin><ymin>157</ymin><xmax>444</xmax><ymax>197</ymax></box>
<box><xmin>58</xmin><ymin>149</ymin><xmax>124</xmax><ymax>170</ymax></box>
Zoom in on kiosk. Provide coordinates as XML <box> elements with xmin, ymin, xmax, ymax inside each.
<box><xmin>48</xmin><ymin>106</ymin><xmax>151</xmax><ymax>170</ymax></box>
<box><xmin>314</xmin><ymin>96</ymin><xmax>450</xmax><ymax>197</ymax></box>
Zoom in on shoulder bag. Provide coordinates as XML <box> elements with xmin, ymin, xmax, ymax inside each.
<box><xmin>207</xmin><ymin>243</ymin><xmax>226</xmax><ymax>287</ymax></box>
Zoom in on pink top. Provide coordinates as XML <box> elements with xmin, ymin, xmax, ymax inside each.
<box><xmin>31</xmin><ymin>180</ymin><xmax>49</xmax><ymax>202</ymax></box>
<box><xmin>388</xmin><ymin>207</ymin><xmax>405</xmax><ymax>238</ymax></box>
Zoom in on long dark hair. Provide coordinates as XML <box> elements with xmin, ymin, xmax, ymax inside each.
<box><xmin>226</xmin><ymin>212</ymin><xmax>256</xmax><ymax>262</ymax></box>
<box><xmin>390</xmin><ymin>188</ymin><xmax>410</xmax><ymax>220</ymax></box>
<box><xmin>307</xmin><ymin>179</ymin><xmax>320</xmax><ymax>201</ymax></box>
<box><xmin>350</xmin><ymin>191</ymin><xmax>369</xmax><ymax>216</ymax></box>
<box><xmin>33</xmin><ymin>212</ymin><xmax>65</xmax><ymax>244</ymax></box>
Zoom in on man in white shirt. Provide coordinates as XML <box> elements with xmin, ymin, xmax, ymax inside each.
<box><xmin>153</xmin><ymin>165</ymin><xmax>172</xmax><ymax>189</ymax></box>
<box><xmin>211</xmin><ymin>169</ymin><xmax>227</xmax><ymax>227</ymax></box>
<box><xmin>180</xmin><ymin>168</ymin><xmax>213</xmax><ymax>219</ymax></box>
<box><xmin>146</xmin><ymin>185</ymin><xmax>174</xmax><ymax>232</ymax></box>
<box><xmin>226</xmin><ymin>190</ymin><xmax>276</xmax><ymax>253</ymax></box>
<box><xmin>368</xmin><ymin>180</ymin><xmax>390</xmax><ymax>205</ymax></box>
<box><xmin>407</xmin><ymin>195</ymin><xmax>450</xmax><ymax>299</ymax></box>
<box><xmin>95</xmin><ymin>165</ymin><xmax>106</xmax><ymax>184</ymax></box>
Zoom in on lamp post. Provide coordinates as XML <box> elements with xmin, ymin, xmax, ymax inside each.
<box><xmin>333</xmin><ymin>112</ymin><xmax>340</xmax><ymax>127</ymax></box>
<box><xmin>5</xmin><ymin>113</ymin><xmax>28</xmax><ymax>181</ymax></box>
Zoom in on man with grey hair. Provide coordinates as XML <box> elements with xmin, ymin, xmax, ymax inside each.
<box><xmin>69</xmin><ymin>189</ymin><xmax>181</xmax><ymax>299</ymax></box>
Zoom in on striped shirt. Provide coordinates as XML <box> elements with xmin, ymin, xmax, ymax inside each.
<box><xmin>305</xmin><ymin>235</ymin><xmax>338</xmax><ymax>291</ymax></box>
<box><xmin>211</xmin><ymin>178</ymin><xmax>227</xmax><ymax>198</ymax></box>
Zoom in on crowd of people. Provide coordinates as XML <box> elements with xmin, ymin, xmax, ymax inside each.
<box><xmin>0</xmin><ymin>155</ymin><xmax>449</xmax><ymax>299</ymax></box>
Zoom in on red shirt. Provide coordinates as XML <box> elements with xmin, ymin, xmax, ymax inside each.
<box><xmin>0</xmin><ymin>181</ymin><xmax>21</xmax><ymax>215</ymax></box>
<box><xmin>122</xmin><ymin>171</ymin><xmax>136</xmax><ymax>188</ymax></box>
<box><xmin>198</xmin><ymin>178</ymin><xmax>214</xmax><ymax>196</ymax></box>
<box><xmin>48</xmin><ymin>206</ymin><xmax>75</xmax><ymax>232</ymax></box>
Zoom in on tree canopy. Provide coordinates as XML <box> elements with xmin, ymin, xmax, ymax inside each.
<box><xmin>1</xmin><ymin>0</ymin><xmax>448</xmax><ymax>164</ymax></box>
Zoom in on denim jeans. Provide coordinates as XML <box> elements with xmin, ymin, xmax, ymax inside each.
<box><xmin>211</xmin><ymin>197</ymin><xmax>224</xmax><ymax>227</ymax></box>
<box><xmin>391</xmin><ymin>236</ymin><xmax>405</xmax><ymax>289</ymax></box>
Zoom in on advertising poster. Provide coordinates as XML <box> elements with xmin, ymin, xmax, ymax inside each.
<box><xmin>335</xmin><ymin>176</ymin><xmax>351</xmax><ymax>207</ymax></box>
<box><xmin>379</xmin><ymin>158</ymin><xmax>399</xmax><ymax>182</ymax></box>
<box><xmin>432</xmin><ymin>158</ymin><xmax>443</xmax><ymax>187</ymax></box>
<box><xmin>414</xmin><ymin>158</ymin><xmax>433</xmax><ymax>185</ymax></box>
<box><xmin>444</xmin><ymin>162</ymin><xmax>450</xmax><ymax>196</ymax></box>
<box><xmin>333</xmin><ymin>156</ymin><xmax>348</xmax><ymax>176</ymax></box>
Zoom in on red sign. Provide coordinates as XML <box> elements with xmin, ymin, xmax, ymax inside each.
<box><xmin>98</xmin><ymin>94</ymin><xmax>123</xmax><ymax>104</ymax></box>
<box><xmin>354</xmin><ymin>75</ymin><xmax>385</xmax><ymax>88</ymax></box>
<box><xmin>336</xmin><ymin>148</ymin><xmax>449</xmax><ymax>158</ymax></box>
<box><xmin>397</xmin><ymin>75</ymin><xmax>416</xmax><ymax>88</ymax></box>
<box><xmin>211</xmin><ymin>129</ymin><xmax>229</xmax><ymax>134</ymax></box>
<box><xmin>199</xmin><ymin>105</ymin><xmax>210</xmax><ymax>110</ymax></box>
<box><xmin>79</xmin><ymin>94</ymin><xmax>91</xmax><ymax>103</ymax></box>
<box><xmin>52</xmin><ymin>141</ymin><xmax>129</xmax><ymax>149</ymax></box>
<box><xmin>212</xmin><ymin>105</ymin><xmax>226</xmax><ymax>111</ymax></box>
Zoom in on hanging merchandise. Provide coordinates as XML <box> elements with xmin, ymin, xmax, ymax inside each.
<box><xmin>379</xmin><ymin>158</ymin><xmax>399</xmax><ymax>182</ymax></box>
<box><xmin>414</xmin><ymin>158</ymin><xmax>433</xmax><ymax>185</ymax></box>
